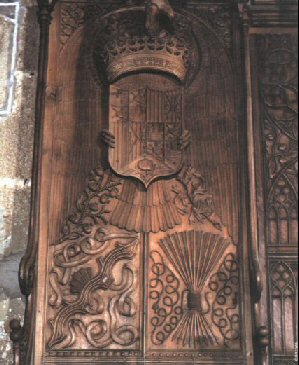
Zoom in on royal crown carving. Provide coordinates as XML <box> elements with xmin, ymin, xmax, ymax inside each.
<box><xmin>92</xmin><ymin>8</ymin><xmax>199</xmax><ymax>83</ymax></box>
<box><xmin>103</xmin><ymin>34</ymin><xmax>189</xmax><ymax>82</ymax></box>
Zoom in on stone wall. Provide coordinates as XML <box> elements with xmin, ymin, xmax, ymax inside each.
<box><xmin>0</xmin><ymin>1</ymin><xmax>39</xmax><ymax>363</ymax></box>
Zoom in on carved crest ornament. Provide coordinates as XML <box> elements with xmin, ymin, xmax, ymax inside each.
<box><xmin>109</xmin><ymin>85</ymin><xmax>184</xmax><ymax>187</ymax></box>
<box><xmin>89</xmin><ymin>1</ymin><xmax>200</xmax><ymax>187</ymax></box>
<box><xmin>42</xmin><ymin>1</ymin><xmax>241</xmax><ymax>363</ymax></box>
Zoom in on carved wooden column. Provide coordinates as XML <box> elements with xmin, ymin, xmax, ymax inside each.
<box><xmin>240</xmin><ymin>1</ymin><xmax>298</xmax><ymax>365</ymax></box>
<box><xmin>10</xmin><ymin>1</ymin><xmax>54</xmax><ymax>364</ymax></box>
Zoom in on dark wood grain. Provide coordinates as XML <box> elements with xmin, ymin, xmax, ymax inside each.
<box><xmin>11</xmin><ymin>1</ymin><xmax>298</xmax><ymax>365</ymax></box>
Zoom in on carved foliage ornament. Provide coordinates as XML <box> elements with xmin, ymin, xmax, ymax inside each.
<box><xmin>47</xmin><ymin>164</ymin><xmax>236</xmax><ymax>352</ymax></box>
<box><xmin>59</xmin><ymin>2</ymin><xmax>232</xmax><ymax>59</ymax></box>
<box><xmin>185</xmin><ymin>3</ymin><xmax>232</xmax><ymax>52</ymax></box>
<box><xmin>48</xmin><ymin>233</ymin><xmax>139</xmax><ymax>350</ymax></box>
<box><xmin>47</xmin><ymin>169</ymin><xmax>141</xmax><ymax>350</ymax></box>
<box><xmin>59</xmin><ymin>3</ymin><xmax>120</xmax><ymax>49</ymax></box>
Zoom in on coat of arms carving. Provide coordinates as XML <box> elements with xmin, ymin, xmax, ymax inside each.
<box><xmin>109</xmin><ymin>85</ymin><xmax>184</xmax><ymax>187</ymax></box>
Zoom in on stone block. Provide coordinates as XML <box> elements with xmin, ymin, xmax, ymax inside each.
<box><xmin>0</xmin><ymin>3</ymin><xmax>19</xmax><ymax>116</ymax></box>
<box><xmin>0</xmin><ymin>1</ymin><xmax>39</xmax><ymax>363</ymax></box>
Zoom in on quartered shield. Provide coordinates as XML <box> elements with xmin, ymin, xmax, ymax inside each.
<box><xmin>109</xmin><ymin>85</ymin><xmax>184</xmax><ymax>187</ymax></box>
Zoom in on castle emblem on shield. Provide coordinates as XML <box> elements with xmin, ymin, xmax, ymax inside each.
<box><xmin>109</xmin><ymin>85</ymin><xmax>184</xmax><ymax>187</ymax></box>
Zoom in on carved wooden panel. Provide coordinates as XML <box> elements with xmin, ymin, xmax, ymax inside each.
<box><xmin>12</xmin><ymin>1</ymin><xmax>255</xmax><ymax>365</ymax></box>
<box><xmin>47</xmin><ymin>170</ymin><xmax>143</xmax><ymax>351</ymax></box>
<box><xmin>46</xmin><ymin>163</ymin><xmax>243</xmax><ymax>361</ymax></box>
<box><xmin>256</xmin><ymin>34</ymin><xmax>298</xmax><ymax>249</ymax></box>
<box><xmin>41</xmin><ymin>4</ymin><xmax>246</xmax><ymax>361</ymax></box>
<box><xmin>254</xmin><ymin>33</ymin><xmax>298</xmax><ymax>364</ymax></box>
<box><xmin>269</xmin><ymin>260</ymin><xmax>298</xmax><ymax>354</ymax></box>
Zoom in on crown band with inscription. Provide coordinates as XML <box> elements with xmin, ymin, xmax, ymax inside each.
<box><xmin>103</xmin><ymin>36</ymin><xmax>189</xmax><ymax>82</ymax></box>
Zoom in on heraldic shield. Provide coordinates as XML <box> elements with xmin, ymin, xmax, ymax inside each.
<box><xmin>109</xmin><ymin>85</ymin><xmax>184</xmax><ymax>187</ymax></box>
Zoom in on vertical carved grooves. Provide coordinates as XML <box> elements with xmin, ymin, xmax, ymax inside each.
<box><xmin>173</xmin><ymin>310</ymin><xmax>218</xmax><ymax>347</ymax></box>
<box><xmin>110</xmin><ymin>179</ymin><xmax>182</xmax><ymax>233</ymax></box>
<box><xmin>185</xmin><ymin>20</ymin><xmax>239</xmax><ymax>243</ymax></box>
<box><xmin>158</xmin><ymin>230</ymin><xmax>231</xmax><ymax>347</ymax></box>
<box><xmin>159</xmin><ymin>231</ymin><xmax>230</xmax><ymax>292</ymax></box>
